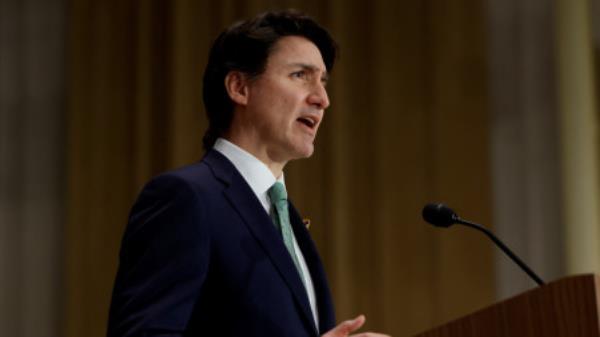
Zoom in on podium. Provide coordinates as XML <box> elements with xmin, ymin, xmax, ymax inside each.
<box><xmin>415</xmin><ymin>274</ymin><xmax>600</xmax><ymax>337</ymax></box>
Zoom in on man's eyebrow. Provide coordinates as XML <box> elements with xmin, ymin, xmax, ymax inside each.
<box><xmin>287</xmin><ymin>63</ymin><xmax>329</xmax><ymax>80</ymax></box>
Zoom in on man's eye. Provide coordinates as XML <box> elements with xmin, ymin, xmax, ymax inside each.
<box><xmin>291</xmin><ymin>71</ymin><xmax>306</xmax><ymax>78</ymax></box>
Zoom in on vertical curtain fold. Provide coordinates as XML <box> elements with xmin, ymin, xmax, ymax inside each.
<box><xmin>555</xmin><ymin>0</ymin><xmax>600</xmax><ymax>275</ymax></box>
<box><xmin>0</xmin><ymin>0</ymin><xmax>65</xmax><ymax>336</ymax></box>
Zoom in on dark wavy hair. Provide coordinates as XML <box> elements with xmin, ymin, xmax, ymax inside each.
<box><xmin>201</xmin><ymin>9</ymin><xmax>338</xmax><ymax>149</ymax></box>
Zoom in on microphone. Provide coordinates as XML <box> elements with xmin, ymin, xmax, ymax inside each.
<box><xmin>422</xmin><ymin>203</ymin><xmax>545</xmax><ymax>286</ymax></box>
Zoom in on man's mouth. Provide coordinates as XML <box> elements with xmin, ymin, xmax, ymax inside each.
<box><xmin>297</xmin><ymin>116</ymin><xmax>317</xmax><ymax>129</ymax></box>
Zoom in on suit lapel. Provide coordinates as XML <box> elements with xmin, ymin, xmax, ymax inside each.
<box><xmin>288</xmin><ymin>202</ymin><xmax>336</xmax><ymax>333</ymax></box>
<box><xmin>203</xmin><ymin>150</ymin><xmax>318</xmax><ymax>335</ymax></box>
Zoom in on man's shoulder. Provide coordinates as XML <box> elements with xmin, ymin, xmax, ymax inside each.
<box><xmin>143</xmin><ymin>150</ymin><xmax>233</xmax><ymax>194</ymax></box>
<box><xmin>161</xmin><ymin>160</ymin><xmax>212</xmax><ymax>183</ymax></box>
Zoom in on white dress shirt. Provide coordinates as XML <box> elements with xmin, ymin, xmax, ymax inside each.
<box><xmin>213</xmin><ymin>138</ymin><xmax>320</xmax><ymax>328</ymax></box>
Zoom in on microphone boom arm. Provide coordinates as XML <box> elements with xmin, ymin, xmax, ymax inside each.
<box><xmin>457</xmin><ymin>218</ymin><xmax>545</xmax><ymax>286</ymax></box>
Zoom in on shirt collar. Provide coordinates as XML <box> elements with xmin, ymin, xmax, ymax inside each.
<box><xmin>213</xmin><ymin>138</ymin><xmax>285</xmax><ymax>205</ymax></box>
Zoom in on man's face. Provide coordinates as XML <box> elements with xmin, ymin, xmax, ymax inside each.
<box><xmin>232</xmin><ymin>35</ymin><xmax>330</xmax><ymax>164</ymax></box>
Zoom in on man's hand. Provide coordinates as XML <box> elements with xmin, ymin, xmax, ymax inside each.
<box><xmin>321</xmin><ymin>315</ymin><xmax>391</xmax><ymax>337</ymax></box>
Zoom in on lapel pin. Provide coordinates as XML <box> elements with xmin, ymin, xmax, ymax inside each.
<box><xmin>303</xmin><ymin>218</ymin><xmax>311</xmax><ymax>229</ymax></box>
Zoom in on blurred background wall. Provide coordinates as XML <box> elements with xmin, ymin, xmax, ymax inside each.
<box><xmin>0</xmin><ymin>0</ymin><xmax>65</xmax><ymax>336</ymax></box>
<box><xmin>1</xmin><ymin>0</ymin><xmax>599</xmax><ymax>336</ymax></box>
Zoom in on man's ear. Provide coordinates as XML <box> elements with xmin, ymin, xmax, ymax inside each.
<box><xmin>224</xmin><ymin>71</ymin><xmax>249</xmax><ymax>106</ymax></box>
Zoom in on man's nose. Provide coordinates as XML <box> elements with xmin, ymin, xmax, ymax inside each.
<box><xmin>307</xmin><ymin>83</ymin><xmax>330</xmax><ymax>110</ymax></box>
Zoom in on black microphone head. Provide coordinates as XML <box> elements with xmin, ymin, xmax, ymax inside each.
<box><xmin>422</xmin><ymin>203</ymin><xmax>458</xmax><ymax>228</ymax></box>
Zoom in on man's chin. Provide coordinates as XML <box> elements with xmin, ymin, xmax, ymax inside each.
<box><xmin>298</xmin><ymin>143</ymin><xmax>315</xmax><ymax>158</ymax></box>
<box><xmin>287</xmin><ymin>143</ymin><xmax>315</xmax><ymax>161</ymax></box>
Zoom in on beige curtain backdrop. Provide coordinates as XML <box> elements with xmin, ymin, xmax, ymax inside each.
<box><xmin>0</xmin><ymin>0</ymin><xmax>65</xmax><ymax>336</ymax></box>
<box><xmin>556</xmin><ymin>0</ymin><xmax>600</xmax><ymax>274</ymax></box>
<box><xmin>66</xmin><ymin>1</ymin><xmax>494</xmax><ymax>336</ymax></box>
<box><xmin>486</xmin><ymin>0</ymin><xmax>566</xmax><ymax>299</ymax></box>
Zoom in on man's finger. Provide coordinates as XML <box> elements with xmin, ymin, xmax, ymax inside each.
<box><xmin>323</xmin><ymin>315</ymin><xmax>366</xmax><ymax>336</ymax></box>
<box><xmin>339</xmin><ymin>315</ymin><xmax>365</xmax><ymax>334</ymax></box>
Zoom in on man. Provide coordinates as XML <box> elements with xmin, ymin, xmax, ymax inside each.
<box><xmin>108</xmin><ymin>10</ymin><xmax>389</xmax><ymax>337</ymax></box>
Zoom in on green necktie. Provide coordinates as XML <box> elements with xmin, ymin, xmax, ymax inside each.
<box><xmin>268</xmin><ymin>182</ymin><xmax>305</xmax><ymax>284</ymax></box>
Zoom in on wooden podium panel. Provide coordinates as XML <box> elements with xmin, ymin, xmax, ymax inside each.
<box><xmin>415</xmin><ymin>274</ymin><xmax>600</xmax><ymax>337</ymax></box>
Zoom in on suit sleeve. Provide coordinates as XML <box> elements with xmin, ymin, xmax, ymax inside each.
<box><xmin>107</xmin><ymin>174</ymin><xmax>210</xmax><ymax>337</ymax></box>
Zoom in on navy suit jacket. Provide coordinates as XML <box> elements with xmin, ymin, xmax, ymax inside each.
<box><xmin>107</xmin><ymin>150</ymin><xmax>336</xmax><ymax>337</ymax></box>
